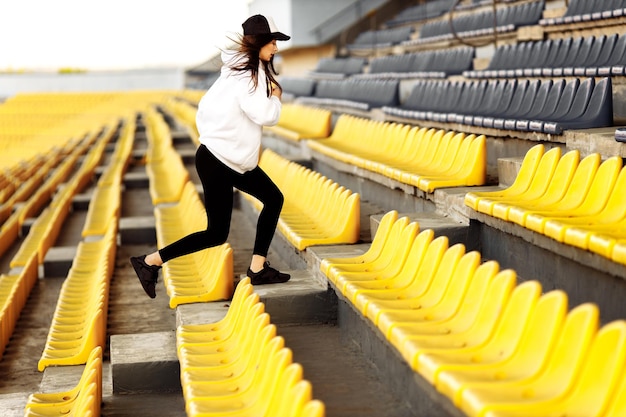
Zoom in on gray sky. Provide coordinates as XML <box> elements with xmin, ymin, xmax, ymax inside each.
<box><xmin>0</xmin><ymin>0</ymin><xmax>251</xmax><ymax>71</ymax></box>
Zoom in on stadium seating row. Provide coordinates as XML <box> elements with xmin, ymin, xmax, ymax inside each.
<box><xmin>8</xmin><ymin>129</ymin><xmax>112</xmax><ymax>268</ymax></box>
<box><xmin>0</xmin><ymin>255</ymin><xmax>37</xmax><ymax>360</ymax></box>
<box><xmin>163</xmin><ymin>98</ymin><xmax>200</xmax><ymax>145</ymax></box>
<box><xmin>25</xmin><ymin>347</ymin><xmax>102</xmax><ymax>417</ymax></box>
<box><xmin>307</xmin><ymin>114</ymin><xmax>486</xmax><ymax>192</ymax></box>
<box><xmin>176</xmin><ymin>278</ymin><xmax>324</xmax><ymax>416</ymax></box>
<box><xmin>466</xmin><ymin>144</ymin><xmax>626</xmax><ymax>266</ymax></box>
<box><xmin>145</xmin><ymin>107</ymin><xmax>191</xmax><ymax>205</ymax></box>
<box><xmin>155</xmin><ymin>181</ymin><xmax>234</xmax><ymax>308</ymax></box>
<box><xmin>383</xmin><ymin>77</ymin><xmax>613</xmax><ymax>134</ymax></box>
<box><xmin>298</xmin><ymin>78</ymin><xmax>399</xmax><ymax>110</ymax></box>
<box><xmin>405</xmin><ymin>0</ymin><xmax>544</xmax><ymax>46</ymax></box>
<box><xmin>357</xmin><ymin>47</ymin><xmax>474</xmax><ymax>79</ymax></box>
<box><xmin>464</xmin><ymin>33</ymin><xmax>626</xmax><ymax>78</ymax></box>
<box><xmin>243</xmin><ymin>149</ymin><xmax>360</xmax><ymax>251</ymax></box>
<box><xmin>385</xmin><ymin>0</ymin><xmax>455</xmax><ymax>27</ymax></box>
<box><xmin>347</xmin><ymin>26</ymin><xmax>413</xmax><ymax>52</ymax></box>
<box><xmin>320</xmin><ymin>210</ymin><xmax>626</xmax><ymax>417</ymax></box>
<box><xmin>264</xmin><ymin>103</ymin><xmax>331</xmax><ymax>141</ymax></box>
<box><xmin>309</xmin><ymin>57</ymin><xmax>366</xmax><ymax>78</ymax></box>
<box><xmin>37</xmin><ymin>220</ymin><xmax>116</xmax><ymax>371</ymax></box>
<box><xmin>539</xmin><ymin>0</ymin><xmax>626</xmax><ymax>25</ymax></box>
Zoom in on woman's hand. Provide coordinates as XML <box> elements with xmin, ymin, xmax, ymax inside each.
<box><xmin>271</xmin><ymin>83</ymin><xmax>282</xmax><ymax>100</ymax></box>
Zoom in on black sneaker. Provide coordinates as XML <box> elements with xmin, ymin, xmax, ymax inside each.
<box><xmin>247</xmin><ymin>262</ymin><xmax>290</xmax><ymax>285</ymax></box>
<box><xmin>130</xmin><ymin>255</ymin><xmax>161</xmax><ymax>298</ymax></box>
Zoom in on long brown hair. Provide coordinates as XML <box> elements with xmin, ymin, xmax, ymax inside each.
<box><xmin>228</xmin><ymin>34</ymin><xmax>281</xmax><ymax>97</ymax></box>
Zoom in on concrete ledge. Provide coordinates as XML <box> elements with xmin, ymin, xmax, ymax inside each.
<box><xmin>72</xmin><ymin>193</ymin><xmax>92</xmax><ymax>211</ymax></box>
<box><xmin>371</xmin><ymin>211</ymin><xmax>470</xmax><ymax>247</ymax></box>
<box><xmin>0</xmin><ymin>392</ymin><xmax>30</xmax><ymax>417</ymax></box>
<box><xmin>40</xmin><ymin>364</ymin><xmax>84</xmax><ymax>392</ymax></box>
<box><xmin>110</xmin><ymin>331</ymin><xmax>181</xmax><ymax>394</ymax></box>
<box><xmin>42</xmin><ymin>246</ymin><xmax>77</xmax><ymax>277</ymax></box>
<box><xmin>119</xmin><ymin>216</ymin><xmax>156</xmax><ymax>245</ymax></box>
<box><xmin>176</xmin><ymin>269</ymin><xmax>336</xmax><ymax>327</ymax></box>
<box><xmin>336</xmin><ymin>292</ymin><xmax>465</xmax><ymax>417</ymax></box>
<box><xmin>251</xmin><ymin>269</ymin><xmax>336</xmax><ymax>325</ymax></box>
<box><xmin>123</xmin><ymin>171</ymin><xmax>149</xmax><ymax>189</ymax></box>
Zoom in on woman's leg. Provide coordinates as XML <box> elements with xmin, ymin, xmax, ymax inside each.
<box><xmin>233</xmin><ymin>166</ymin><xmax>289</xmax><ymax>284</ymax></box>
<box><xmin>156</xmin><ymin>145</ymin><xmax>235</xmax><ymax>263</ymax></box>
<box><xmin>233</xmin><ymin>166</ymin><xmax>283</xmax><ymax>262</ymax></box>
<box><xmin>131</xmin><ymin>146</ymin><xmax>236</xmax><ymax>297</ymax></box>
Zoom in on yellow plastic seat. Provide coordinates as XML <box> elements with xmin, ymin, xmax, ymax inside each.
<box><xmin>603</xmin><ymin>356</ymin><xmax>626</xmax><ymax>417</ymax></box>
<box><xmin>491</xmin><ymin>149</ymin><xmax>579</xmax><ymax>221</ymax></box>
<box><xmin>524</xmin><ymin>156</ymin><xmax>623</xmax><ymax>234</ymax></box>
<box><xmin>417</xmin><ymin>134</ymin><xmax>487</xmax><ymax>192</ymax></box>
<box><xmin>324</xmin><ymin>216</ymin><xmax>410</xmax><ymax>284</ymax></box>
<box><xmin>365</xmin><ymin>251</ymin><xmax>488</xmax><ymax>330</ymax></box>
<box><xmin>355</xmin><ymin>234</ymin><xmax>451</xmax><ymax>317</ymax></box>
<box><xmin>346</xmin><ymin>230</ymin><xmax>438</xmax><ymax>309</ymax></box>
<box><xmin>319</xmin><ymin>210</ymin><xmax>398</xmax><ymax>277</ymax></box>
<box><xmin>476</xmin><ymin>147</ymin><xmax>561</xmax><ymax>216</ymax></box>
<box><xmin>184</xmin><ymin>347</ymin><xmax>294</xmax><ymax>416</ymax></box>
<box><xmin>380</xmin><ymin>263</ymin><xmax>508</xmax><ymax>345</ymax></box>
<box><xmin>306</xmin><ymin>114</ymin><xmax>485</xmax><ymax>192</ymax></box>
<box><xmin>176</xmin><ymin>280</ymin><xmax>255</xmax><ymax>346</ymax></box>
<box><xmin>395</xmin><ymin>276</ymin><xmax>534</xmax><ymax>372</ymax></box>
<box><xmin>25</xmin><ymin>347</ymin><xmax>102</xmax><ymax>417</ymax></box>
<box><xmin>182</xmin><ymin>334</ymin><xmax>285</xmax><ymax>401</ymax></box>
<box><xmin>457</xmin><ymin>303</ymin><xmax>599</xmax><ymax>416</ymax></box>
<box><xmin>543</xmin><ymin>165</ymin><xmax>626</xmax><ymax>243</ymax></box>
<box><xmin>248</xmin><ymin>149</ymin><xmax>360</xmax><ymax>251</ymax></box>
<box><xmin>434</xmin><ymin>290</ymin><xmax>569</xmax><ymax>403</ymax></box>
<box><xmin>412</xmin><ymin>281</ymin><xmax>544</xmax><ymax>383</ymax></box>
<box><xmin>478</xmin><ymin>321</ymin><xmax>626</xmax><ymax>417</ymax></box>
<box><xmin>334</xmin><ymin>222</ymin><xmax>419</xmax><ymax>294</ymax></box>
<box><xmin>465</xmin><ymin>144</ymin><xmax>545</xmax><ymax>211</ymax></box>
<box><xmin>265</xmin><ymin>103</ymin><xmax>332</xmax><ymax>141</ymax></box>
<box><xmin>507</xmin><ymin>153</ymin><xmax>600</xmax><ymax>227</ymax></box>
<box><xmin>24</xmin><ymin>382</ymin><xmax>98</xmax><ymax>417</ymax></box>
<box><xmin>178</xmin><ymin>312</ymin><xmax>271</xmax><ymax>372</ymax></box>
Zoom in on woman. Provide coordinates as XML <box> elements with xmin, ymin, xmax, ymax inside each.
<box><xmin>130</xmin><ymin>14</ymin><xmax>291</xmax><ymax>299</ymax></box>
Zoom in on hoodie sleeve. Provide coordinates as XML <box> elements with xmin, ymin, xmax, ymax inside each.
<box><xmin>238</xmin><ymin>76</ymin><xmax>282</xmax><ymax>127</ymax></box>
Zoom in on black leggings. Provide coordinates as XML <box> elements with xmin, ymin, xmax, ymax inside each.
<box><xmin>158</xmin><ymin>145</ymin><xmax>283</xmax><ymax>263</ymax></box>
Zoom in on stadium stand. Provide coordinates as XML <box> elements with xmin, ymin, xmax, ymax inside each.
<box><xmin>3</xmin><ymin>0</ymin><xmax>626</xmax><ymax>416</ymax></box>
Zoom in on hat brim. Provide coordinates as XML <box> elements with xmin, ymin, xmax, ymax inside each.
<box><xmin>272</xmin><ymin>32</ymin><xmax>290</xmax><ymax>41</ymax></box>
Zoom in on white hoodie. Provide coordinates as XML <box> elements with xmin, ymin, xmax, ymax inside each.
<box><xmin>195</xmin><ymin>50</ymin><xmax>282</xmax><ymax>174</ymax></box>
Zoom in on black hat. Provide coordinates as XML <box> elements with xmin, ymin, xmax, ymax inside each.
<box><xmin>242</xmin><ymin>14</ymin><xmax>290</xmax><ymax>41</ymax></box>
